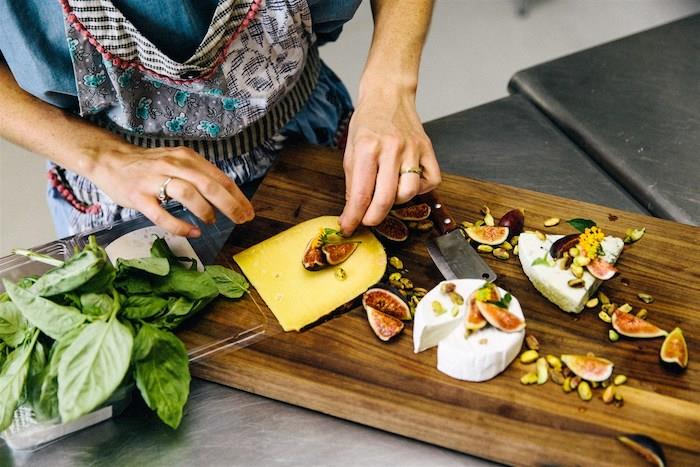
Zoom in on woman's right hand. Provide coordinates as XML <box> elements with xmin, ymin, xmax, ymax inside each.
<box><xmin>89</xmin><ymin>144</ymin><xmax>255</xmax><ymax>237</ymax></box>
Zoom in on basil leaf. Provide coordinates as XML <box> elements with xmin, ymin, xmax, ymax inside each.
<box><xmin>80</xmin><ymin>293</ymin><xmax>114</xmax><ymax>317</ymax></box>
<box><xmin>77</xmin><ymin>260</ymin><xmax>117</xmax><ymax>295</ymax></box>
<box><xmin>114</xmin><ymin>273</ymin><xmax>153</xmax><ymax>295</ymax></box>
<box><xmin>487</xmin><ymin>293</ymin><xmax>513</xmax><ymax>309</ymax></box>
<box><xmin>0</xmin><ymin>331</ymin><xmax>37</xmax><ymax>431</ymax></box>
<box><xmin>122</xmin><ymin>295</ymin><xmax>168</xmax><ymax>320</ymax></box>
<box><xmin>3</xmin><ymin>280</ymin><xmax>86</xmax><ymax>341</ymax></box>
<box><xmin>150</xmin><ymin>237</ymin><xmax>197</xmax><ymax>270</ymax></box>
<box><xmin>204</xmin><ymin>265</ymin><xmax>249</xmax><ymax>299</ymax></box>
<box><xmin>117</xmin><ymin>257</ymin><xmax>170</xmax><ymax>277</ymax></box>
<box><xmin>29</xmin><ymin>250</ymin><xmax>105</xmax><ymax>297</ymax></box>
<box><xmin>25</xmin><ymin>340</ymin><xmax>47</xmax><ymax>406</ymax></box>
<box><xmin>152</xmin><ymin>268</ymin><xmax>218</xmax><ymax>301</ymax></box>
<box><xmin>566</xmin><ymin>218</ymin><xmax>596</xmax><ymax>233</ymax></box>
<box><xmin>531</xmin><ymin>252</ymin><xmax>554</xmax><ymax>267</ymax></box>
<box><xmin>57</xmin><ymin>317</ymin><xmax>133</xmax><ymax>422</ymax></box>
<box><xmin>0</xmin><ymin>301</ymin><xmax>29</xmax><ymax>347</ymax></box>
<box><xmin>134</xmin><ymin>324</ymin><xmax>190</xmax><ymax>429</ymax></box>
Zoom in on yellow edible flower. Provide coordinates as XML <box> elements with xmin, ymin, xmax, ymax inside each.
<box><xmin>578</xmin><ymin>226</ymin><xmax>605</xmax><ymax>258</ymax></box>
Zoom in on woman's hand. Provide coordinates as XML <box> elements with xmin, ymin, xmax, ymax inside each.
<box><xmin>90</xmin><ymin>143</ymin><xmax>254</xmax><ymax>237</ymax></box>
<box><xmin>339</xmin><ymin>86</ymin><xmax>441</xmax><ymax>235</ymax></box>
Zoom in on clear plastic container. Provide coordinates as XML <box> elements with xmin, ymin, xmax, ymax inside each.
<box><xmin>0</xmin><ymin>203</ymin><xmax>268</xmax><ymax>451</ymax></box>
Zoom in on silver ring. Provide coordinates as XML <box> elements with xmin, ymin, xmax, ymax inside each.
<box><xmin>158</xmin><ymin>177</ymin><xmax>173</xmax><ymax>204</ymax></box>
<box><xmin>399</xmin><ymin>166</ymin><xmax>423</xmax><ymax>176</ymax></box>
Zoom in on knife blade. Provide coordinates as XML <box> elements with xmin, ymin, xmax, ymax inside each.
<box><xmin>420</xmin><ymin>191</ymin><xmax>497</xmax><ymax>282</ymax></box>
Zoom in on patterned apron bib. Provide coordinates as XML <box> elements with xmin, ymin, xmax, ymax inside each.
<box><xmin>53</xmin><ymin>0</ymin><xmax>319</xmax><ymax>233</ymax></box>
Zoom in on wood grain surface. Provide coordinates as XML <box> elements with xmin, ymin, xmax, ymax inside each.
<box><xmin>178</xmin><ymin>145</ymin><xmax>700</xmax><ymax>466</ymax></box>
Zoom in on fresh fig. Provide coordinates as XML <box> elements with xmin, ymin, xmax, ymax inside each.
<box><xmin>660</xmin><ymin>327</ymin><xmax>688</xmax><ymax>369</ymax></box>
<box><xmin>465</xmin><ymin>226</ymin><xmax>509</xmax><ymax>246</ymax></box>
<box><xmin>366</xmin><ymin>306</ymin><xmax>404</xmax><ymax>341</ymax></box>
<box><xmin>586</xmin><ymin>257</ymin><xmax>618</xmax><ymax>280</ymax></box>
<box><xmin>465</xmin><ymin>288</ymin><xmax>493</xmax><ymax>331</ymax></box>
<box><xmin>391</xmin><ymin>203</ymin><xmax>431</xmax><ymax>221</ymax></box>
<box><xmin>374</xmin><ymin>216</ymin><xmax>409</xmax><ymax>243</ymax></box>
<box><xmin>617</xmin><ymin>434</ymin><xmax>666</xmax><ymax>467</ymax></box>
<box><xmin>612</xmin><ymin>308</ymin><xmax>667</xmax><ymax>338</ymax></box>
<box><xmin>498</xmin><ymin>208</ymin><xmax>524</xmax><ymax>239</ymax></box>
<box><xmin>549</xmin><ymin>234</ymin><xmax>580</xmax><ymax>259</ymax></box>
<box><xmin>322</xmin><ymin>242</ymin><xmax>359</xmax><ymax>266</ymax></box>
<box><xmin>474</xmin><ymin>284</ymin><xmax>525</xmax><ymax>333</ymax></box>
<box><xmin>560</xmin><ymin>354</ymin><xmax>614</xmax><ymax>382</ymax></box>
<box><xmin>362</xmin><ymin>286</ymin><xmax>411</xmax><ymax>320</ymax></box>
<box><xmin>302</xmin><ymin>241</ymin><xmax>327</xmax><ymax>271</ymax></box>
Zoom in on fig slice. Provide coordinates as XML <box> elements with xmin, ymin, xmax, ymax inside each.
<box><xmin>612</xmin><ymin>308</ymin><xmax>667</xmax><ymax>338</ymax></box>
<box><xmin>465</xmin><ymin>288</ymin><xmax>494</xmax><ymax>331</ymax></box>
<box><xmin>366</xmin><ymin>306</ymin><xmax>404</xmax><ymax>341</ymax></box>
<box><xmin>660</xmin><ymin>327</ymin><xmax>688</xmax><ymax>369</ymax></box>
<box><xmin>474</xmin><ymin>284</ymin><xmax>525</xmax><ymax>333</ymax></box>
<box><xmin>374</xmin><ymin>217</ymin><xmax>409</xmax><ymax>243</ymax></box>
<box><xmin>362</xmin><ymin>286</ymin><xmax>411</xmax><ymax>320</ymax></box>
<box><xmin>498</xmin><ymin>208</ymin><xmax>524</xmax><ymax>239</ymax></box>
<box><xmin>302</xmin><ymin>240</ymin><xmax>327</xmax><ymax>271</ymax></box>
<box><xmin>560</xmin><ymin>354</ymin><xmax>614</xmax><ymax>382</ymax></box>
<box><xmin>391</xmin><ymin>203</ymin><xmax>431</xmax><ymax>221</ymax></box>
<box><xmin>465</xmin><ymin>226</ymin><xmax>509</xmax><ymax>246</ymax></box>
<box><xmin>322</xmin><ymin>242</ymin><xmax>359</xmax><ymax>266</ymax></box>
<box><xmin>617</xmin><ymin>434</ymin><xmax>666</xmax><ymax>467</ymax></box>
<box><xmin>586</xmin><ymin>257</ymin><xmax>618</xmax><ymax>280</ymax></box>
<box><xmin>549</xmin><ymin>234</ymin><xmax>580</xmax><ymax>259</ymax></box>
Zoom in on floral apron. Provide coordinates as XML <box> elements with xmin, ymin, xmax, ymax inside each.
<box><xmin>53</xmin><ymin>0</ymin><xmax>320</xmax><ymax>233</ymax></box>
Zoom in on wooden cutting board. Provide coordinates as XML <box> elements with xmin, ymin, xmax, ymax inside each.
<box><xmin>178</xmin><ymin>144</ymin><xmax>700</xmax><ymax>466</ymax></box>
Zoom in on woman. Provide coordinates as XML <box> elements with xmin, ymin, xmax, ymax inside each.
<box><xmin>0</xmin><ymin>0</ymin><xmax>440</xmax><ymax>239</ymax></box>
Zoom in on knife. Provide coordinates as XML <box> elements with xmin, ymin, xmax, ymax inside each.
<box><xmin>420</xmin><ymin>192</ymin><xmax>497</xmax><ymax>282</ymax></box>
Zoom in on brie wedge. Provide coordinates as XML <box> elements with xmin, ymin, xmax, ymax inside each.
<box><xmin>518</xmin><ymin>232</ymin><xmax>624</xmax><ymax>313</ymax></box>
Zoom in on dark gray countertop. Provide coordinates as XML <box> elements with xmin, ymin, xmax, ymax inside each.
<box><xmin>509</xmin><ymin>14</ymin><xmax>700</xmax><ymax>225</ymax></box>
<box><xmin>2</xmin><ymin>95</ymin><xmax>644</xmax><ymax>466</ymax></box>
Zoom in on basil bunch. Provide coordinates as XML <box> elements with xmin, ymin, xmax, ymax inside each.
<box><xmin>0</xmin><ymin>235</ymin><xmax>248</xmax><ymax>430</ymax></box>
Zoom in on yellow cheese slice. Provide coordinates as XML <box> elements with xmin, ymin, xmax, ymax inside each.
<box><xmin>234</xmin><ymin>216</ymin><xmax>387</xmax><ymax>331</ymax></box>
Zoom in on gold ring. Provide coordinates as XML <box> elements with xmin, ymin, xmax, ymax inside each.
<box><xmin>158</xmin><ymin>177</ymin><xmax>173</xmax><ymax>203</ymax></box>
<box><xmin>400</xmin><ymin>166</ymin><xmax>423</xmax><ymax>176</ymax></box>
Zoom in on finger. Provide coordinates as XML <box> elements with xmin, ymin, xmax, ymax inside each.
<box><xmin>417</xmin><ymin>142</ymin><xmax>442</xmax><ymax>194</ymax></box>
<box><xmin>342</xmin><ymin>142</ymin><xmax>354</xmax><ymax>202</ymax></box>
<box><xmin>165</xmin><ymin>178</ymin><xmax>216</xmax><ymax>224</ymax></box>
<box><xmin>362</xmin><ymin>152</ymin><xmax>400</xmax><ymax>226</ymax></box>
<box><xmin>339</xmin><ymin>142</ymin><xmax>379</xmax><ymax>235</ymax></box>
<box><xmin>138</xmin><ymin>196</ymin><xmax>201</xmax><ymax>238</ymax></box>
<box><xmin>395</xmin><ymin>149</ymin><xmax>421</xmax><ymax>205</ymax></box>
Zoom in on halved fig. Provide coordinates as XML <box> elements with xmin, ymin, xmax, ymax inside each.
<box><xmin>391</xmin><ymin>203</ymin><xmax>431</xmax><ymax>221</ymax></box>
<box><xmin>322</xmin><ymin>242</ymin><xmax>359</xmax><ymax>266</ymax></box>
<box><xmin>465</xmin><ymin>287</ymin><xmax>495</xmax><ymax>331</ymax></box>
<box><xmin>660</xmin><ymin>327</ymin><xmax>688</xmax><ymax>369</ymax></box>
<box><xmin>465</xmin><ymin>226</ymin><xmax>509</xmax><ymax>246</ymax></box>
<box><xmin>302</xmin><ymin>240</ymin><xmax>327</xmax><ymax>271</ymax></box>
<box><xmin>560</xmin><ymin>354</ymin><xmax>614</xmax><ymax>382</ymax></box>
<box><xmin>617</xmin><ymin>434</ymin><xmax>666</xmax><ymax>467</ymax></box>
<box><xmin>549</xmin><ymin>234</ymin><xmax>580</xmax><ymax>259</ymax></box>
<box><xmin>374</xmin><ymin>217</ymin><xmax>409</xmax><ymax>242</ymax></box>
<box><xmin>362</xmin><ymin>286</ymin><xmax>411</xmax><ymax>320</ymax></box>
<box><xmin>612</xmin><ymin>308</ymin><xmax>667</xmax><ymax>338</ymax></box>
<box><xmin>498</xmin><ymin>208</ymin><xmax>524</xmax><ymax>239</ymax></box>
<box><xmin>587</xmin><ymin>257</ymin><xmax>618</xmax><ymax>280</ymax></box>
<box><xmin>474</xmin><ymin>285</ymin><xmax>525</xmax><ymax>333</ymax></box>
<box><xmin>366</xmin><ymin>306</ymin><xmax>404</xmax><ymax>341</ymax></box>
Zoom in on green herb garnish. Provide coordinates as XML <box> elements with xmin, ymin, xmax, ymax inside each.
<box><xmin>531</xmin><ymin>252</ymin><xmax>554</xmax><ymax>267</ymax></box>
<box><xmin>566</xmin><ymin>218</ymin><xmax>596</xmax><ymax>233</ymax></box>
<box><xmin>487</xmin><ymin>293</ymin><xmax>513</xmax><ymax>309</ymax></box>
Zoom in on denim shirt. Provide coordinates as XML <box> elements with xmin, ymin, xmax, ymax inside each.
<box><xmin>0</xmin><ymin>0</ymin><xmax>361</xmax><ymax>109</ymax></box>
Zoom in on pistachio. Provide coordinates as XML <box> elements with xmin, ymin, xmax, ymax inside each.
<box><xmin>535</xmin><ymin>230</ymin><xmax>546</xmax><ymax>241</ymax></box>
<box><xmin>451</xmin><ymin>305</ymin><xmax>460</xmax><ymax>317</ymax></box>
<box><xmin>613</xmin><ymin>374</ymin><xmax>627</xmax><ymax>386</ymax></box>
<box><xmin>501</xmin><ymin>241</ymin><xmax>513</xmax><ymax>251</ymax></box>
<box><xmin>614</xmin><ymin>391</ymin><xmax>624</xmax><ymax>402</ymax></box>
<box><xmin>413</xmin><ymin>287</ymin><xmax>428</xmax><ymax>297</ymax></box>
<box><xmin>568</xmin><ymin>278</ymin><xmax>585</xmax><ymax>288</ymax></box>
<box><xmin>474</xmin><ymin>219</ymin><xmax>485</xmax><ymax>227</ymax></box>
<box><xmin>410</xmin><ymin>295</ymin><xmax>420</xmax><ymax>307</ymax></box>
<box><xmin>543</xmin><ymin>217</ymin><xmax>560</xmax><ymax>227</ymax></box>
<box><xmin>562</xmin><ymin>377</ymin><xmax>573</xmax><ymax>393</ymax></box>
<box><xmin>585</xmin><ymin>298</ymin><xmax>599</xmax><ymax>308</ymax></box>
<box><xmin>598</xmin><ymin>311</ymin><xmax>612</xmax><ymax>323</ymax></box>
<box><xmin>574</xmin><ymin>256</ymin><xmax>591</xmax><ymax>267</ymax></box>
<box><xmin>388</xmin><ymin>272</ymin><xmax>402</xmax><ymax>282</ymax></box>
<box><xmin>399</xmin><ymin>289</ymin><xmax>408</xmax><ymax>297</ymax></box>
<box><xmin>550</xmin><ymin>368</ymin><xmax>565</xmax><ymax>385</ymax></box>
<box><xmin>390</xmin><ymin>279</ymin><xmax>404</xmax><ymax>290</ymax></box>
<box><xmin>492</xmin><ymin>248</ymin><xmax>510</xmax><ymax>260</ymax></box>
<box><xmin>477</xmin><ymin>244</ymin><xmax>494</xmax><ymax>254</ymax></box>
<box><xmin>637</xmin><ymin>293</ymin><xmax>654</xmax><ymax>304</ymax></box>
<box><xmin>511</xmin><ymin>236</ymin><xmax>519</xmax><ymax>246</ymax></box>
<box><xmin>545</xmin><ymin>354</ymin><xmax>562</xmax><ymax>370</ymax></box>
<box><xmin>558</xmin><ymin>256</ymin><xmax>573</xmax><ymax>270</ymax></box>
<box><xmin>461</xmin><ymin>221</ymin><xmax>474</xmax><ymax>229</ymax></box>
<box><xmin>601</xmin><ymin>303</ymin><xmax>615</xmax><ymax>315</ymax></box>
<box><xmin>591</xmin><ymin>381</ymin><xmax>600</xmax><ymax>389</ymax></box>
<box><xmin>635</xmin><ymin>308</ymin><xmax>648</xmax><ymax>320</ymax></box>
<box><xmin>449</xmin><ymin>291</ymin><xmax>464</xmax><ymax>305</ymax></box>
<box><xmin>624</xmin><ymin>227</ymin><xmax>645</xmax><ymax>244</ymax></box>
<box><xmin>536</xmin><ymin>358</ymin><xmax>549</xmax><ymax>384</ymax></box>
<box><xmin>480</xmin><ymin>206</ymin><xmax>491</xmax><ymax>216</ymax></box>
<box><xmin>602</xmin><ymin>385</ymin><xmax>615</xmax><ymax>404</ymax></box>
<box><xmin>484</xmin><ymin>213</ymin><xmax>495</xmax><ymax>227</ymax></box>
<box><xmin>400</xmin><ymin>277</ymin><xmax>414</xmax><ymax>290</ymax></box>
<box><xmin>571</xmin><ymin>265</ymin><xmax>584</xmax><ymax>279</ymax></box>
<box><xmin>577</xmin><ymin>381</ymin><xmax>592</xmax><ymax>401</ymax></box>
<box><xmin>440</xmin><ymin>282</ymin><xmax>456</xmax><ymax>294</ymax></box>
<box><xmin>568</xmin><ymin>247</ymin><xmax>580</xmax><ymax>257</ymax></box>
<box><xmin>432</xmin><ymin>300</ymin><xmax>446</xmax><ymax>316</ymax></box>
<box><xmin>618</xmin><ymin>303</ymin><xmax>633</xmax><ymax>313</ymax></box>
<box><xmin>609</xmin><ymin>329</ymin><xmax>620</xmax><ymax>342</ymax></box>
<box><xmin>406</xmin><ymin>221</ymin><xmax>418</xmax><ymax>230</ymax></box>
<box><xmin>525</xmin><ymin>334</ymin><xmax>540</xmax><ymax>351</ymax></box>
<box><xmin>334</xmin><ymin>268</ymin><xmax>347</xmax><ymax>281</ymax></box>
<box><xmin>513</xmin><ymin>245</ymin><xmax>519</xmax><ymax>255</ymax></box>
<box><xmin>570</xmin><ymin>376</ymin><xmax>581</xmax><ymax>390</ymax></box>
<box><xmin>415</xmin><ymin>220</ymin><xmax>434</xmax><ymax>232</ymax></box>
<box><xmin>520</xmin><ymin>372</ymin><xmax>538</xmax><ymax>385</ymax></box>
<box><xmin>519</xmin><ymin>349</ymin><xmax>539</xmax><ymax>364</ymax></box>
<box><xmin>598</xmin><ymin>291</ymin><xmax>610</xmax><ymax>305</ymax></box>
<box><xmin>389</xmin><ymin>256</ymin><xmax>404</xmax><ymax>270</ymax></box>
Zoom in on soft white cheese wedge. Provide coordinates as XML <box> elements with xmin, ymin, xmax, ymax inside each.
<box><xmin>518</xmin><ymin>232</ymin><xmax>624</xmax><ymax>313</ymax></box>
<box><xmin>412</xmin><ymin>279</ymin><xmax>472</xmax><ymax>353</ymax></box>
<box><xmin>105</xmin><ymin>226</ymin><xmax>203</xmax><ymax>271</ymax></box>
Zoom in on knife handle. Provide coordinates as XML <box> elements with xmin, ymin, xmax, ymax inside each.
<box><xmin>420</xmin><ymin>191</ymin><xmax>459</xmax><ymax>235</ymax></box>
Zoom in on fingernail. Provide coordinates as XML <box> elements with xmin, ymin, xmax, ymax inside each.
<box><xmin>188</xmin><ymin>227</ymin><xmax>201</xmax><ymax>238</ymax></box>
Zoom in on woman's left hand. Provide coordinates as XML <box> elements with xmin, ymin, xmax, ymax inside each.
<box><xmin>339</xmin><ymin>86</ymin><xmax>441</xmax><ymax>235</ymax></box>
